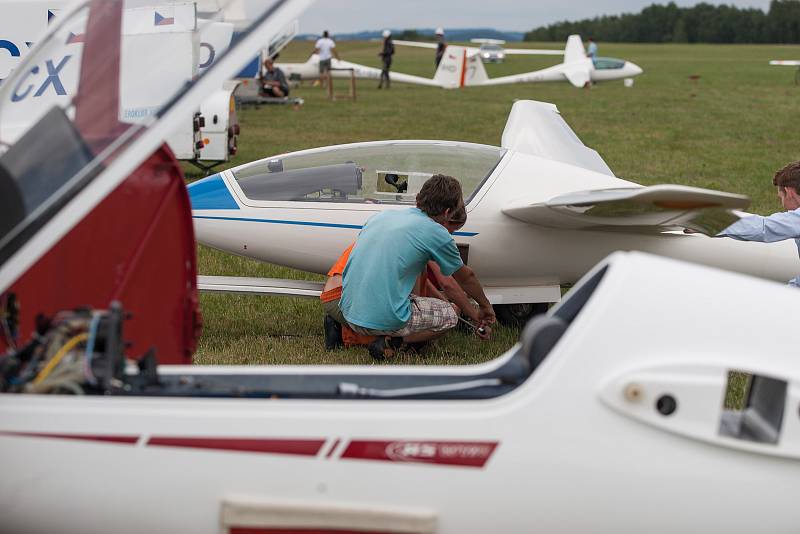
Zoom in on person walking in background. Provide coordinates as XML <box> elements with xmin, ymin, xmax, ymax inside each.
<box><xmin>434</xmin><ymin>27</ymin><xmax>446</xmax><ymax>69</ymax></box>
<box><xmin>314</xmin><ymin>30</ymin><xmax>339</xmax><ymax>89</ymax></box>
<box><xmin>378</xmin><ymin>29</ymin><xmax>394</xmax><ymax>89</ymax></box>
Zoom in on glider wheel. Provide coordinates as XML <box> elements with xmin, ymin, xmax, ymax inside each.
<box><xmin>494</xmin><ymin>303</ymin><xmax>549</xmax><ymax>327</ymax></box>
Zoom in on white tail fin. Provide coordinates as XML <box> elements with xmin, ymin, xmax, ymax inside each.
<box><xmin>432</xmin><ymin>45</ymin><xmax>487</xmax><ymax>88</ymax></box>
<box><xmin>463</xmin><ymin>52</ymin><xmax>489</xmax><ymax>86</ymax></box>
<box><xmin>563</xmin><ymin>34</ymin><xmax>586</xmax><ymax>64</ymax></box>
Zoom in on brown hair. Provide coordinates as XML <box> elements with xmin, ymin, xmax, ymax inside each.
<box><xmin>416</xmin><ymin>174</ymin><xmax>463</xmax><ymax>218</ymax></box>
<box><xmin>449</xmin><ymin>203</ymin><xmax>467</xmax><ymax>225</ymax></box>
<box><xmin>773</xmin><ymin>161</ymin><xmax>800</xmax><ymax>194</ymax></box>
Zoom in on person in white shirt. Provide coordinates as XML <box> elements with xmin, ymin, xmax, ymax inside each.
<box><xmin>314</xmin><ymin>30</ymin><xmax>340</xmax><ymax>89</ymax></box>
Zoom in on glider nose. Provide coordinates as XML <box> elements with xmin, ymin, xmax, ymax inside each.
<box><xmin>186</xmin><ymin>173</ymin><xmax>240</xmax><ymax>211</ymax></box>
<box><xmin>626</xmin><ymin>61</ymin><xmax>643</xmax><ymax>77</ymax></box>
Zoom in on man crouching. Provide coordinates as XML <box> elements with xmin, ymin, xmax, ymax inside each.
<box><xmin>339</xmin><ymin>174</ymin><xmax>495</xmax><ymax>360</ymax></box>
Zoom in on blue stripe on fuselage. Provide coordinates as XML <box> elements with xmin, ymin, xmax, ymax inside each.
<box><xmin>187</xmin><ymin>174</ymin><xmax>240</xmax><ymax>210</ymax></box>
<box><xmin>191</xmin><ymin>215</ymin><xmax>479</xmax><ymax>236</ymax></box>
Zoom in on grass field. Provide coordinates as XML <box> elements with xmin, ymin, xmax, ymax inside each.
<box><xmin>187</xmin><ymin>40</ymin><xmax>800</xmax><ymax>367</ymax></box>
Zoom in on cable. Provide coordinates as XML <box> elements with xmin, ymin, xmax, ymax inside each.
<box><xmin>338</xmin><ymin>378</ymin><xmax>502</xmax><ymax>398</ymax></box>
<box><xmin>32</xmin><ymin>333</ymin><xmax>88</xmax><ymax>385</ymax></box>
<box><xmin>83</xmin><ymin>312</ymin><xmax>101</xmax><ymax>385</ymax></box>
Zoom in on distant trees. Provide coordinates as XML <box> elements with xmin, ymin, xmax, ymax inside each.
<box><xmin>524</xmin><ymin>0</ymin><xmax>800</xmax><ymax>43</ymax></box>
<box><xmin>397</xmin><ymin>29</ymin><xmax>435</xmax><ymax>42</ymax></box>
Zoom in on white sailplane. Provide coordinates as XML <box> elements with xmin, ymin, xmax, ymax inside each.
<box><xmin>278</xmin><ymin>35</ymin><xmax>643</xmax><ymax>89</ymax></box>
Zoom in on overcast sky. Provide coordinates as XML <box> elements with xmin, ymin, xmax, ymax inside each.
<box><xmin>296</xmin><ymin>0</ymin><xmax>772</xmax><ymax>34</ymax></box>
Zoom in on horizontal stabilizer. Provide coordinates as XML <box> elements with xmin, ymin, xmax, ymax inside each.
<box><xmin>502</xmin><ymin>184</ymin><xmax>750</xmax><ymax>236</ymax></box>
<box><xmin>770</xmin><ymin>60</ymin><xmax>800</xmax><ymax>66</ymax></box>
<box><xmin>501</xmin><ymin>100</ymin><xmax>613</xmax><ymax>176</ymax></box>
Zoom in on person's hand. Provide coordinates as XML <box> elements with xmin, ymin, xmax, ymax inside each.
<box><xmin>476</xmin><ymin>323</ymin><xmax>492</xmax><ymax>340</ymax></box>
<box><xmin>478</xmin><ymin>303</ymin><xmax>496</xmax><ymax>326</ymax></box>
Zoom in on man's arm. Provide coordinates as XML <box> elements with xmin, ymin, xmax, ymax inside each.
<box><xmin>452</xmin><ymin>265</ymin><xmax>495</xmax><ymax>325</ymax></box>
<box><xmin>719</xmin><ymin>210</ymin><xmax>800</xmax><ymax>242</ymax></box>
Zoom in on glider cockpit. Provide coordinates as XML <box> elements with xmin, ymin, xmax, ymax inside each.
<box><xmin>230</xmin><ymin>141</ymin><xmax>507</xmax><ymax>204</ymax></box>
<box><xmin>593</xmin><ymin>57</ymin><xmax>627</xmax><ymax>70</ymax></box>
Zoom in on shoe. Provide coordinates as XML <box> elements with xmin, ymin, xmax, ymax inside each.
<box><xmin>367</xmin><ymin>336</ymin><xmax>402</xmax><ymax>360</ymax></box>
<box><xmin>323</xmin><ymin>315</ymin><xmax>344</xmax><ymax>351</ymax></box>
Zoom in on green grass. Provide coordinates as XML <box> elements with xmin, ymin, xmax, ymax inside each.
<box><xmin>187</xmin><ymin>41</ymin><xmax>800</xmax><ymax>366</ymax></box>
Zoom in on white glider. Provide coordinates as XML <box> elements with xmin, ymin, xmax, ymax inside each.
<box><xmin>188</xmin><ymin>99</ymin><xmax>797</xmax><ymax>323</ymax></box>
<box><xmin>279</xmin><ymin>34</ymin><xmax>642</xmax><ymax>89</ymax></box>
<box><xmin>3</xmin><ymin>252</ymin><xmax>800</xmax><ymax>533</ymax></box>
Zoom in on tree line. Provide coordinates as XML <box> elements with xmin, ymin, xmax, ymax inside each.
<box><xmin>524</xmin><ymin>1</ymin><xmax>800</xmax><ymax>43</ymax></box>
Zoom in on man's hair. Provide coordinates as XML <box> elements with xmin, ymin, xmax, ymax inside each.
<box><xmin>417</xmin><ymin>174</ymin><xmax>463</xmax><ymax>218</ymax></box>
<box><xmin>773</xmin><ymin>161</ymin><xmax>800</xmax><ymax>194</ymax></box>
<box><xmin>449</xmin><ymin>203</ymin><xmax>467</xmax><ymax>225</ymax></box>
<box><xmin>323</xmin><ymin>30</ymin><xmax>329</xmax><ymax>38</ymax></box>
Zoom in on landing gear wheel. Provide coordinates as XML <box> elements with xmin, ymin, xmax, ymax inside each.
<box><xmin>494</xmin><ymin>303</ymin><xmax>549</xmax><ymax>327</ymax></box>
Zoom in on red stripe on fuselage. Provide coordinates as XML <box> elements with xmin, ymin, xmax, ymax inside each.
<box><xmin>0</xmin><ymin>431</ymin><xmax>138</xmax><ymax>444</ymax></box>
<box><xmin>459</xmin><ymin>48</ymin><xmax>467</xmax><ymax>87</ymax></box>
<box><xmin>146</xmin><ymin>437</ymin><xmax>325</xmax><ymax>456</ymax></box>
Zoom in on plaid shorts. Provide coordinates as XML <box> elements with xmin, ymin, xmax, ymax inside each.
<box><xmin>348</xmin><ymin>295</ymin><xmax>458</xmax><ymax>337</ymax></box>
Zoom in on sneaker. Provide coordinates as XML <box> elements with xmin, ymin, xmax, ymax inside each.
<box><xmin>367</xmin><ymin>336</ymin><xmax>402</xmax><ymax>360</ymax></box>
<box><xmin>323</xmin><ymin>315</ymin><xmax>344</xmax><ymax>351</ymax></box>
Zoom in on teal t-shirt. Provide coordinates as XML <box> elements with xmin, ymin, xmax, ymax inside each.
<box><xmin>341</xmin><ymin>208</ymin><xmax>464</xmax><ymax>331</ymax></box>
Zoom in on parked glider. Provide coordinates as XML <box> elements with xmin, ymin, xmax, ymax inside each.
<box><xmin>3</xmin><ymin>252</ymin><xmax>800</xmax><ymax>533</ymax></box>
<box><xmin>1</xmin><ymin>2</ymin><xmax>800</xmax><ymax>531</ymax></box>
<box><xmin>188</xmin><ymin>99</ymin><xmax>798</xmax><ymax>322</ymax></box>
<box><xmin>278</xmin><ymin>35</ymin><xmax>641</xmax><ymax>89</ymax></box>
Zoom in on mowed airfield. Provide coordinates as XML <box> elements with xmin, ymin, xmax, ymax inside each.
<box><xmin>188</xmin><ymin>40</ymin><xmax>800</xmax><ymax>366</ymax></box>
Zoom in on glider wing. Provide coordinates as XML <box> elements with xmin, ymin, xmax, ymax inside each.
<box><xmin>502</xmin><ymin>185</ymin><xmax>750</xmax><ymax>236</ymax></box>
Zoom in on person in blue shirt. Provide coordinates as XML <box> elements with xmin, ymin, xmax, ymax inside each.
<box><xmin>586</xmin><ymin>37</ymin><xmax>598</xmax><ymax>61</ymax></box>
<box><xmin>718</xmin><ymin>161</ymin><xmax>800</xmax><ymax>287</ymax></box>
<box><xmin>340</xmin><ymin>174</ymin><xmax>495</xmax><ymax>360</ymax></box>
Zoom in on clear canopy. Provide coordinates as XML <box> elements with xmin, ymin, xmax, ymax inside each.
<box><xmin>593</xmin><ymin>57</ymin><xmax>626</xmax><ymax>70</ymax></box>
<box><xmin>232</xmin><ymin>141</ymin><xmax>507</xmax><ymax>204</ymax></box>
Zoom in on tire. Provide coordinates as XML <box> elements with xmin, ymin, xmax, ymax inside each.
<box><xmin>493</xmin><ymin>303</ymin><xmax>550</xmax><ymax>327</ymax></box>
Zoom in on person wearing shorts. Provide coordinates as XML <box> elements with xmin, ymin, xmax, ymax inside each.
<box><xmin>314</xmin><ymin>30</ymin><xmax>339</xmax><ymax>88</ymax></box>
<box><xmin>339</xmin><ymin>174</ymin><xmax>495</xmax><ymax>360</ymax></box>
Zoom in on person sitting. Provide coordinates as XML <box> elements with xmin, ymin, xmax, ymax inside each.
<box><xmin>338</xmin><ymin>174</ymin><xmax>495</xmax><ymax>360</ymax></box>
<box><xmin>260</xmin><ymin>58</ymin><xmax>289</xmax><ymax>98</ymax></box>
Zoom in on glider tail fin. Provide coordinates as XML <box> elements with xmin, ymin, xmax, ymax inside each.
<box><xmin>563</xmin><ymin>34</ymin><xmax>586</xmax><ymax>64</ymax></box>
<box><xmin>432</xmin><ymin>45</ymin><xmax>488</xmax><ymax>88</ymax></box>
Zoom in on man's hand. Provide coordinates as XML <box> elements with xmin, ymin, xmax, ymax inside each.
<box><xmin>476</xmin><ymin>323</ymin><xmax>492</xmax><ymax>340</ymax></box>
<box><xmin>478</xmin><ymin>303</ymin><xmax>496</xmax><ymax>327</ymax></box>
